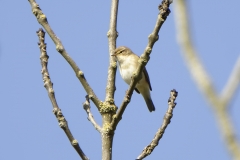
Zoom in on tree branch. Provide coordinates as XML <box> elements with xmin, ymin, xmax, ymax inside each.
<box><xmin>105</xmin><ymin>0</ymin><xmax>119</xmax><ymax>103</ymax></box>
<box><xmin>174</xmin><ymin>0</ymin><xmax>240</xmax><ymax>159</ymax></box>
<box><xmin>174</xmin><ymin>0</ymin><xmax>219</xmax><ymax>106</ymax></box>
<box><xmin>99</xmin><ymin>1</ymin><xmax>120</xmax><ymax>160</ymax></box>
<box><xmin>111</xmin><ymin>0</ymin><xmax>173</xmax><ymax>130</ymax></box>
<box><xmin>83</xmin><ymin>95</ymin><xmax>102</xmax><ymax>133</ymax></box>
<box><xmin>37</xmin><ymin>28</ymin><xmax>89</xmax><ymax>160</ymax></box>
<box><xmin>28</xmin><ymin>0</ymin><xmax>102</xmax><ymax>109</ymax></box>
<box><xmin>137</xmin><ymin>89</ymin><xmax>178</xmax><ymax>160</ymax></box>
<box><xmin>221</xmin><ymin>56</ymin><xmax>240</xmax><ymax>107</ymax></box>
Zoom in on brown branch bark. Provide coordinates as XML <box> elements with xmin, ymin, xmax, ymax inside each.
<box><xmin>110</xmin><ymin>0</ymin><xmax>173</xmax><ymax>130</ymax></box>
<box><xmin>137</xmin><ymin>89</ymin><xmax>178</xmax><ymax>160</ymax></box>
<box><xmin>174</xmin><ymin>0</ymin><xmax>240</xmax><ymax>159</ymax></box>
<box><xmin>28</xmin><ymin>0</ymin><xmax>101</xmax><ymax>110</ymax></box>
<box><xmin>37</xmin><ymin>28</ymin><xmax>89</xmax><ymax>160</ymax></box>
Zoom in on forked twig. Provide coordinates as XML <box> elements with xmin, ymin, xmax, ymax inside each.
<box><xmin>111</xmin><ymin>0</ymin><xmax>173</xmax><ymax>130</ymax></box>
<box><xmin>29</xmin><ymin>0</ymin><xmax>101</xmax><ymax>109</ymax></box>
<box><xmin>174</xmin><ymin>0</ymin><xmax>240</xmax><ymax>159</ymax></box>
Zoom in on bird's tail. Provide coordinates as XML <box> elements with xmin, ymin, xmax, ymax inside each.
<box><xmin>145</xmin><ymin>97</ymin><xmax>155</xmax><ymax>112</ymax></box>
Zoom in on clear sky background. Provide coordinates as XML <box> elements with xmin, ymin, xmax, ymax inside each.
<box><xmin>0</xmin><ymin>1</ymin><xmax>239</xmax><ymax>160</ymax></box>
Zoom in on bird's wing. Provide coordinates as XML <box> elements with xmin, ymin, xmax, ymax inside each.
<box><xmin>143</xmin><ymin>67</ymin><xmax>152</xmax><ymax>91</ymax></box>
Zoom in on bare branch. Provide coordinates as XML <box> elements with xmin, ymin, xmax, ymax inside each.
<box><xmin>37</xmin><ymin>28</ymin><xmax>89</xmax><ymax>160</ymax></box>
<box><xmin>221</xmin><ymin>56</ymin><xmax>240</xmax><ymax>107</ymax></box>
<box><xmin>174</xmin><ymin>0</ymin><xmax>240</xmax><ymax>159</ymax></box>
<box><xmin>100</xmin><ymin>1</ymin><xmax>120</xmax><ymax>159</ymax></box>
<box><xmin>83</xmin><ymin>95</ymin><xmax>102</xmax><ymax>133</ymax></box>
<box><xmin>136</xmin><ymin>89</ymin><xmax>178</xmax><ymax>160</ymax></box>
<box><xmin>173</xmin><ymin>0</ymin><xmax>219</xmax><ymax>107</ymax></box>
<box><xmin>111</xmin><ymin>0</ymin><xmax>173</xmax><ymax>129</ymax></box>
<box><xmin>105</xmin><ymin>0</ymin><xmax>119</xmax><ymax>103</ymax></box>
<box><xmin>28</xmin><ymin>0</ymin><xmax>102</xmax><ymax>109</ymax></box>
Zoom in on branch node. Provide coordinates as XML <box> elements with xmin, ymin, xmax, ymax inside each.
<box><xmin>138</xmin><ymin>57</ymin><xmax>149</xmax><ymax>65</ymax></box>
<box><xmin>107</xmin><ymin>30</ymin><xmax>118</xmax><ymax>38</ymax></box>
<box><xmin>107</xmin><ymin>31</ymin><xmax>111</xmax><ymax>37</ymax></box>
<box><xmin>111</xmin><ymin>61</ymin><xmax>117</xmax><ymax>68</ymax></box>
<box><xmin>49</xmin><ymin>88</ymin><xmax>54</xmax><ymax>94</ymax></box>
<box><xmin>158</xmin><ymin>0</ymin><xmax>172</xmax><ymax>18</ymax></box>
<box><xmin>39</xmin><ymin>14</ymin><xmax>47</xmax><ymax>21</ymax></box>
<box><xmin>77</xmin><ymin>71</ymin><xmax>84</xmax><ymax>77</ymax></box>
<box><xmin>88</xmin><ymin>95</ymin><xmax>93</xmax><ymax>100</ymax></box>
<box><xmin>124</xmin><ymin>95</ymin><xmax>130</xmax><ymax>103</ymax></box>
<box><xmin>72</xmin><ymin>139</ymin><xmax>78</xmax><ymax>146</ymax></box>
<box><xmin>171</xmin><ymin>89</ymin><xmax>178</xmax><ymax>97</ymax></box>
<box><xmin>148</xmin><ymin>34</ymin><xmax>159</xmax><ymax>43</ymax></box>
<box><xmin>99</xmin><ymin>101</ymin><xmax>117</xmax><ymax>114</ymax></box>
<box><xmin>59</xmin><ymin>121</ymin><xmax>66</xmax><ymax>129</ymax></box>
<box><xmin>145</xmin><ymin>47</ymin><xmax>152</xmax><ymax>55</ymax></box>
<box><xmin>52</xmin><ymin>108</ymin><xmax>58</xmax><ymax>114</ymax></box>
<box><xmin>106</xmin><ymin>98</ymin><xmax>115</xmax><ymax>105</ymax></box>
<box><xmin>56</xmin><ymin>44</ymin><xmax>64</xmax><ymax>53</ymax></box>
<box><xmin>32</xmin><ymin>9</ymin><xmax>38</xmax><ymax>16</ymax></box>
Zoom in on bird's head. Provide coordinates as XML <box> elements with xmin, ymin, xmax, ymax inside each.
<box><xmin>112</xmin><ymin>46</ymin><xmax>132</xmax><ymax>57</ymax></box>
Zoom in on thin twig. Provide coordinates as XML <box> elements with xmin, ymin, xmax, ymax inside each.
<box><xmin>221</xmin><ymin>56</ymin><xmax>240</xmax><ymax>107</ymax></box>
<box><xmin>105</xmin><ymin>0</ymin><xmax>119</xmax><ymax>103</ymax></box>
<box><xmin>83</xmin><ymin>95</ymin><xmax>102</xmax><ymax>133</ymax></box>
<box><xmin>111</xmin><ymin>0</ymin><xmax>173</xmax><ymax>130</ymax></box>
<box><xmin>28</xmin><ymin>0</ymin><xmax>101</xmax><ymax>109</ymax></box>
<box><xmin>136</xmin><ymin>89</ymin><xmax>178</xmax><ymax>160</ymax></box>
<box><xmin>174</xmin><ymin>0</ymin><xmax>240</xmax><ymax>159</ymax></box>
<box><xmin>37</xmin><ymin>28</ymin><xmax>89</xmax><ymax>160</ymax></box>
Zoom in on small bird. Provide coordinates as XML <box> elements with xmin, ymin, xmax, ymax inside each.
<box><xmin>112</xmin><ymin>46</ymin><xmax>155</xmax><ymax>112</ymax></box>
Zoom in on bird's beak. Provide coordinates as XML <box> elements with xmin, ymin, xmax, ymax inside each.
<box><xmin>111</xmin><ymin>53</ymin><xmax>118</xmax><ymax>61</ymax></box>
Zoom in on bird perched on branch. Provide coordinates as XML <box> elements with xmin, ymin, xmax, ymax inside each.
<box><xmin>112</xmin><ymin>46</ymin><xmax>155</xmax><ymax>112</ymax></box>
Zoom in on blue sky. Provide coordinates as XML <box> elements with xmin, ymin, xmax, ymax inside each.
<box><xmin>0</xmin><ymin>1</ymin><xmax>239</xmax><ymax>160</ymax></box>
